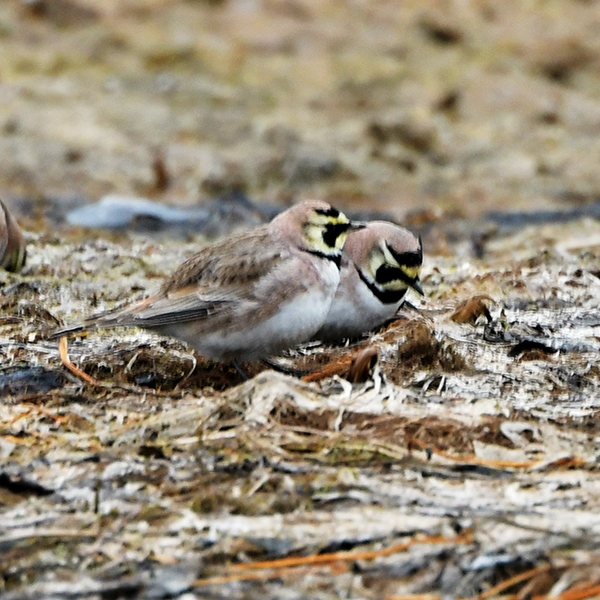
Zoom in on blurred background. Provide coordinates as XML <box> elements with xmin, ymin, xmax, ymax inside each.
<box><xmin>2</xmin><ymin>0</ymin><xmax>600</xmax><ymax>228</ymax></box>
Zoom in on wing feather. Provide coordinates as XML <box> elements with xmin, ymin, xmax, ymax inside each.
<box><xmin>72</xmin><ymin>227</ymin><xmax>291</xmax><ymax>332</ymax></box>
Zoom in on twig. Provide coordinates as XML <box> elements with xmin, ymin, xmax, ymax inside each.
<box><xmin>410</xmin><ymin>437</ymin><xmax>545</xmax><ymax>470</ymax></box>
<box><xmin>386</xmin><ymin>595</ymin><xmax>442</xmax><ymax>600</ymax></box>
<box><xmin>174</xmin><ymin>353</ymin><xmax>198</xmax><ymax>390</ymax></box>
<box><xmin>8</xmin><ymin>405</ymin><xmax>67</xmax><ymax>426</ymax></box>
<box><xmin>191</xmin><ymin>531</ymin><xmax>472</xmax><ymax>588</ymax></box>
<box><xmin>556</xmin><ymin>582</ymin><xmax>600</xmax><ymax>600</ymax></box>
<box><xmin>58</xmin><ymin>336</ymin><xmax>98</xmax><ymax>386</ymax></box>
<box><xmin>57</xmin><ymin>336</ymin><xmax>186</xmax><ymax>398</ymax></box>
<box><xmin>478</xmin><ymin>564</ymin><xmax>552</xmax><ymax>598</ymax></box>
<box><xmin>191</xmin><ymin>571</ymin><xmax>274</xmax><ymax>588</ymax></box>
<box><xmin>232</xmin><ymin>531</ymin><xmax>473</xmax><ymax>571</ymax></box>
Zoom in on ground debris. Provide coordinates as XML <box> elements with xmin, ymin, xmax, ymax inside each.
<box><xmin>3</xmin><ymin>217</ymin><xmax>600</xmax><ymax>598</ymax></box>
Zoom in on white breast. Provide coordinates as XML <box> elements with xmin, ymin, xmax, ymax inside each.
<box><xmin>315</xmin><ymin>265</ymin><xmax>402</xmax><ymax>341</ymax></box>
<box><xmin>170</xmin><ymin>255</ymin><xmax>341</xmax><ymax>361</ymax></box>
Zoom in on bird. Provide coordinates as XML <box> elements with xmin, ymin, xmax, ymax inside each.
<box><xmin>51</xmin><ymin>200</ymin><xmax>363</xmax><ymax>363</ymax></box>
<box><xmin>313</xmin><ymin>220</ymin><xmax>423</xmax><ymax>342</ymax></box>
<box><xmin>0</xmin><ymin>197</ymin><xmax>26</xmax><ymax>273</ymax></box>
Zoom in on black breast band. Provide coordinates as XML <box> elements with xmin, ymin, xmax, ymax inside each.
<box><xmin>356</xmin><ymin>266</ymin><xmax>407</xmax><ymax>304</ymax></box>
<box><xmin>307</xmin><ymin>249</ymin><xmax>342</xmax><ymax>268</ymax></box>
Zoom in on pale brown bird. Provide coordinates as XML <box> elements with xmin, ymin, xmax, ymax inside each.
<box><xmin>52</xmin><ymin>200</ymin><xmax>363</xmax><ymax>362</ymax></box>
<box><xmin>0</xmin><ymin>198</ymin><xmax>26</xmax><ymax>273</ymax></box>
<box><xmin>314</xmin><ymin>220</ymin><xmax>423</xmax><ymax>342</ymax></box>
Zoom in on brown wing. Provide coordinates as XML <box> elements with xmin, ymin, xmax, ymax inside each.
<box><xmin>160</xmin><ymin>225</ymin><xmax>279</xmax><ymax>294</ymax></box>
<box><xmin>80</xmin><ymin>227</ymin><xmax>290</xmax><ymax>330</ymax></box>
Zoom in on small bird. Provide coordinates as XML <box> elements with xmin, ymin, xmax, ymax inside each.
<box><xmin>313</xmin><ymin>220</ymin><xmax>423</xmax><ymax>342</ymax></box>
<box><xmin>0</xmin><ymin>197</ymin><xmax>27</xmax><ymax>273</ymax></box>
<box><xmin>52</xmin><ymin>200</ymin><xmax>363</xmax><ymax>363</ymax></box>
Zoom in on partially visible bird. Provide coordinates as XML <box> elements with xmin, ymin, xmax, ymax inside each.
<box><xmin>0</xmin><ymin>198</ymin><xmax>26</xmax><ymax>273</ymax></box>
<box><xmin>51</xmin><ymin>200</ymin><xmax>363</xmax><ymax>363</ymax></box>
<box><xmin>313</xmin><ymin>220</ymin><xmax>423</xmax><ymax>342</ymax></box>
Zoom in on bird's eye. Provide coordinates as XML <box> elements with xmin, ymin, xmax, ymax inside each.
<box><xmin>322</xmin><ymin>222</ymin><xmax>351</xmax><ymax>248</ymax></box>
<box><xmin>385</xmin><ymin>243</ymin><xmax>423</xmax><ymax>268</ymax></box>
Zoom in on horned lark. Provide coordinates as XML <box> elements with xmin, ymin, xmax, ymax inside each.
<box><xmin>52</xmin><ymin>200</ymin><xmax>362</xmax><ymax>362</ymax></box>
<box><xmin>0</xmin><ymin>197</ymin><xmax>26</xmax><ymax>273</ymax></box>
<box><xmin>314</xmin><ymin>220</ymin><xmax>423</xmax><ymax>342</ymax></box>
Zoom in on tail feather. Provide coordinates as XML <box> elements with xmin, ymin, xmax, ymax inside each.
<box><xmin>48</xmin><ymin>322</ymin><xmax>89</xmax><ymax>340</ymax></box>
<box><xmin>48</xmin><ymin>303</ymin><xmax>138</xmax><ymax>340</ymax></box>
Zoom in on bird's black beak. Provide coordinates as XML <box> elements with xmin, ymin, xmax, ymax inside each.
<box><xmin>348</xmin><ymin>220</ymin><xmax>367</xmax><ymax>231</ymax></box>
<box><xmin>411</xmin><ymin>278</ymin><xmax>425</xmax><ymax>296</ymax></box>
